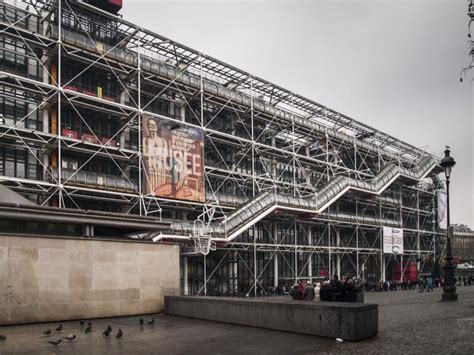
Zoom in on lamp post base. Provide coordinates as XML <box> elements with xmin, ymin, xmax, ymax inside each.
<box><xmin>441</xmin><ymin>287</ymin><xmax>458</xmax><ymax>301</ymax></box>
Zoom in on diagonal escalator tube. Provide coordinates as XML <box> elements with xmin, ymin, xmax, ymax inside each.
<box><xmin>169</xmin><ymin>157</ymin><xmax>439</xmax><ymax>242</ymax></box>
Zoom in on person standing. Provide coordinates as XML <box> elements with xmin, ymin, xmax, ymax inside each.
<box><xmin>303</xmin><ymin>281</ymin><xmax>315</xmax><ymax>301</ymax></box>
<box><xmin>291</xmin><ymin>283</ymin><xmax>301</xmax><ymax>300</ymax></box>
<box><xmin>319</xmin><ymin>279</ymin><xmax>331</xmax><ymax>302</ymax></box>
<box><xmin>314</xmin><ymin>282</ymin><xmax>321</xmax><ymax>301</ymax></box>
<box><xmin>330</xmin><ymin>275</ymin><xmax>343</xmax><ymax>302</ymax></box>
<box><xmin>298</xmin><ymin>280</ymin><xmax>305</xmax><ymax>300</ymax></box>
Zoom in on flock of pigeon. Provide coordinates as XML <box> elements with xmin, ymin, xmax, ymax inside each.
<box><xmin>0</xmin><ymin>317</ymin><xmax>156</xmax><ymax>347</ymax></box>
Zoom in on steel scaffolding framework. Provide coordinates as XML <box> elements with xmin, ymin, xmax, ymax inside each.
<box><xmin>0</xmin><ymin>0</ymin><xmax>448</xmax><ymax>296</ymax></box>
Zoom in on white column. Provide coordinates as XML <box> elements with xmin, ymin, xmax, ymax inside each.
<box><xmin>417</xmin><ymin>233</ymin><xmax>421</xmax><ymax>280</ymax></box>
<box><xmin>356</xmin><ymin>225</ymin><xmax>360</xmax><ymax>278</ymax></box>
<box><xmin>119</xmin><ymin>91</ymin><xmax>129</xmax><ymax>149</ymax></box>
<box><xmin>42</xmin><ymin>149</ymin><xmax>49</xmax><ymax>181</ymax></box>
<box><xmin>381</xmin><ymin>255</ymin><xmax>386</xmax><ymax>282</ymax></box>
<box><xmin>294</xmin><ymin>220</ymin><xmax>298</xmax><ymax>283</ymax></box>
<box><xmin>381</xmin><ymin>228</ymin><xmax>385</xmax><ymax>282</ymax></box>
<box><xmin>253</xmin><ymin>241</ymin><xmax>257</xmax><ymax>298</ymax></box>
<box><xmin>328</xmin><ymin>223</ymin><xmax>332</xmax><ymax>277</ymax></box>
<box><xmin>336</xmin><ymin>228</ymin><xmax>341</xmax><ymax>279</ymax></box>
<box><xmin>183</xmin><ymin>257</ymin><xmax>189</xmax><ymax>295</ymax></box>
<box><xmin>180</xmin><ymin>101</ymin><xmax>186</xmax><ymax>122</ymax></box>
<box><xmin>233</xmin><ymin>251</ymin><xmax>238</xmax><ymax>295</ymax></box>
<box><xmin>273</xmin><ymin>221</ymin><xmax>278</xmax><ymax>288</ymax></box>
<box><xmin>203</xmin><ymin>254</ymin><xmax>207</xmax><ymax>296</ymax></box>
<box><xmin>273</xmin><ymin>253</ymin><xmax>279</xmax><ymax>288</ymax></box>
<box><xmin>400</xmin><ymin>254</ymin><xmax>403</xmax><ymax>283</ymax></box>
<box><xmin>307</xmin><ymin>225</ymin><xmax>312</xmax><ymax>282</ymax></box>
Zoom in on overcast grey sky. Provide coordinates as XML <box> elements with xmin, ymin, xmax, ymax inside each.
<box><xmin>123</xmin><ymin>0</ymin><xmax>473</xmax><ymax>226</ymax></box>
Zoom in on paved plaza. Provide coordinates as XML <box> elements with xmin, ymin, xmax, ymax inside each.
<box><xmin>0</xmin><ymin>286</ymin><xmax>473</xmax><ymax>354</ymax></box>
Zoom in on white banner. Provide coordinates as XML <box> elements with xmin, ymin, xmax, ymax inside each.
<box><xmin>437</xmin><ymin>192</ymin><xmax>447</xmax><ymax>230</ymax></box>
<box><xmin>383</xmin><ymin>227</ymin><xmax>404</xmax><ymax>254</ymax></box>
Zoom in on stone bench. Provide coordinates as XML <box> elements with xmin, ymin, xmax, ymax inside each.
<box><xmin>164</xmin><ymin>296</ymin><xmax>378</xmax><ymax>341</ymax></box>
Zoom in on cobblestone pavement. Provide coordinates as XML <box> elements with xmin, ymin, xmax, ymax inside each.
<box><xmin>337</xmin><ymin>286</ymin><xmax>474</xmax><ymax>354</ymax></box>
<box><xmin>0</xmin><ymin>286</ymin><xmax>473</xmax><ymax>354</ymax></box>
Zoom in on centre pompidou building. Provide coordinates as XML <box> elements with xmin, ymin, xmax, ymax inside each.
<box><xmin>0</xmin><ymin>0</ymin><xmax>449</xmax><ymax>296</ymax></box>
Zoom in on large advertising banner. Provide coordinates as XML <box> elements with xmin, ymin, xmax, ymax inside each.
<box><xmin>383</xmin><ymin>227</ymin><xmax>404</xmax><ymax>254</ymax></box>
<box><xmin>142</xmin><ymin>116</ymin><xmax>205</xmax><ymax>202</ymax></box>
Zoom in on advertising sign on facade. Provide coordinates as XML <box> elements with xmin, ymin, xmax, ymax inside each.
<box><xmin>142</xmin><ymin>116</ymin><xmax>205</xmax><ymax>202</ymax></box>
<box><xmin>437</xmin><ymin>191</ymin><xmax>447</xmax><ymax>230</ymax></box>
<box><xmin>383</xmin><ymin>227</ymin><xmax>404</xmax><ymax>254</ymax></box>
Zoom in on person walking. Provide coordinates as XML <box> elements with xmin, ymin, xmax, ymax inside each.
<box><xmin>427</xmin><ymin>277</ymin><xmax>434</xmax><ymax>292</ymax></box>
<box><xmin>419</xmin><ymin>278</ymin><xmax>425</xmax><ymax>293</ymax></box>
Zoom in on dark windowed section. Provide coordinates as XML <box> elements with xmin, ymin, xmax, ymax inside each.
<box><xmin>61</xmin><ymin>107</ymin><xmax>140</xmax><ymax>150</ymax></box>
<box><xmin>61</xmin><ymin>62</ymin><xmax>119</xmax><ymax>101</ymax></box>
<box><xmin>0</xmin><ymin>89</ymin><xmax>42</xmax><ymax>130</ymax></box>
<box><xmin>0</xmin><ymin>146</ymin><xmax>41</xmax><ymax>180</ymax></box>
<box><xmin>0</xmin><ymin>37</ymin><xmax>40</xmax><ymax>79</ymax></box>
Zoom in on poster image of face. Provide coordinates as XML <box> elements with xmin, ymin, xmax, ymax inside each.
<box><xmin>142</xmin><ymin>116</ymin><xmax>205</xmax><ymax>202</ymax></box>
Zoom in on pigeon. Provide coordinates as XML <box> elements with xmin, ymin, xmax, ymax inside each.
<box><xmin>139</xmin><ymin>318</ymin><xmax>144</xmax><ymax>325</ymax></box>
<box><xmin>147</xmin><ymin>318</ymin><xmax>155</xmax><ymax>325</ymax></box>
<box><xmin>102</xmin><ymin>326</ymin><xmax>112</xmax><ymax>337</ymax></box>
<box><xmin>0</xmin><ymin>335</ymin><xmax>6</xmax><ymax>341</ymax></box>
<box><xmin>62</xmin><ymin>334</ymin><xmax>76</xmax><ymax>342</ymax></box>
<box><xmin>43</xmin><ymin>329</ymin><xmax>53</xmax><ymax>336</ymax></box>
<box><xmin>84</xmin><ymin>322</ymin><xmax>92</xmax><ymax>333</ymax></box>
<box><xmin>80</xmin><ymin>319</ymin><xmax>85</xmax><ymax>326</ymax></box>
<box><xmin>47</xmin><ymin>339</ymin><xmax>63</xmax><ymax>346</ymax></box>
<box><xmin>55</xmin><ymin>324</ymin><xmax>63</xmax><ymax>332</ymax></box>
<box><xmin>115</xmin><ymin>329</ymin><xmax>123</xmax><ymax>340</ymax></box>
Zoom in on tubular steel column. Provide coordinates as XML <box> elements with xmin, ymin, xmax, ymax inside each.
<box><xmin>233</xmin><ymin>251</ymin><xmax>238</xmax><ymax>296</ymax></box>
<box><xmin>183</xmin><ymin>257</ymin><xmax>189</xmax><ymax>295</ymax></box>
<box><xmin>307</xmin><ymin>225</ymin><xmax>312</xmax><ymax>283</ymax></box>
<box><xmin>292</xmin><ymin>95</ymin><xmax>296</xmax><ymax>197</ymax></box>
<box><xmin>400</xmin><ymin>254</ymin><xmax>404</xmax><ymax>282</ymax></box>
<box><xmin>198</xmin><ymin>54</ymin><xmax>207</xmax><ymax>224</ymax></box>
<box><xmin>137</xmin><ymin>29</ymin><xmax>143</xmax><ymax>215</ymax></box>
<box><xmin>254</xmin><ymin>226</ymin><xmax>257</xmax><ymax>298</ymax></box>
<box><xmin>274</xmin><ymin>253</ymin><xmax>279</xmax><ymax>288</ymax></box>
<box><xmin>41</xmin><ymin>12</ymin><xmax>50</xmax><ymax>181</ymax></box>
<box><xmin>57</xmin><ymin>0</ymin><xmax>63</xmax><ymax>208</ymax></box>
<box><xmin>417</xmin><ymin>232</ymin><xmax>421</xmax><ymax>279</ymax></box>
<box><xmin>273</xmin><ymin>221</ymin><xmax>279</xmax><ymax>288</ymax></box>
<box><xmin>356</xmin><ymin>224</ymin><xmax>360</xmax><ymax>278</ymax></box>
<box><xmin>250</xmin><ymin>79</ymin><xmax>256</xmax><ymax>198</ymax></box>
<box><xmin>336</xmin><ymin>227</ymin><xmax>341</xmax><ymax>279</ymax></box>
<box><xmin>328</xmin><ymin>221</ymin><xmax>332</xmax><ymax>277</ymax></box>
<box><xmin>203</xmin><ymin>254</ymin><xmax>207</xmax><ymax>296</ymax></box>
<box><xmin>294</xmin><ymin>219</ymin><xmax>298</xmax><ymax>283</ymax></box>
<box><xmin>380</xmin><ymin>228</ymin><xmax>386</xmax><ymax>282</ymax></box>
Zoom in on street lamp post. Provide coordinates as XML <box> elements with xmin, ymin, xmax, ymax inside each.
<box><xmin>440</xmin><ymin>147</ymin><xmax>457</xmax><ymax>301</ymax></box>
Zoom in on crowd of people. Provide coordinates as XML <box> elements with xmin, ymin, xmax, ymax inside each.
<box><xmin>362</xmin><ymin>275</ymin><xmax>473</xmax><ymax>292</ymax></box>
<box><xmin>287</xmin><ymin>276</ymin><xmax>363</xmax><ymax>302</ymax></box>
<box><xmin>270</xmin><ymin>275</ymin><xmax>474</xmax><ymax>301</ymax></box>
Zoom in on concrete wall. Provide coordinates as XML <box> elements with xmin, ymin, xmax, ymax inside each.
<box><xmin>0</xmin><ymin>235</ymin><xmax>180</xmax><ymax>325</ymax></box>
<box><xmin>165</xmin><ymin>296</ymin><xmax>378</xmax><ymax>341</ymax></box>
